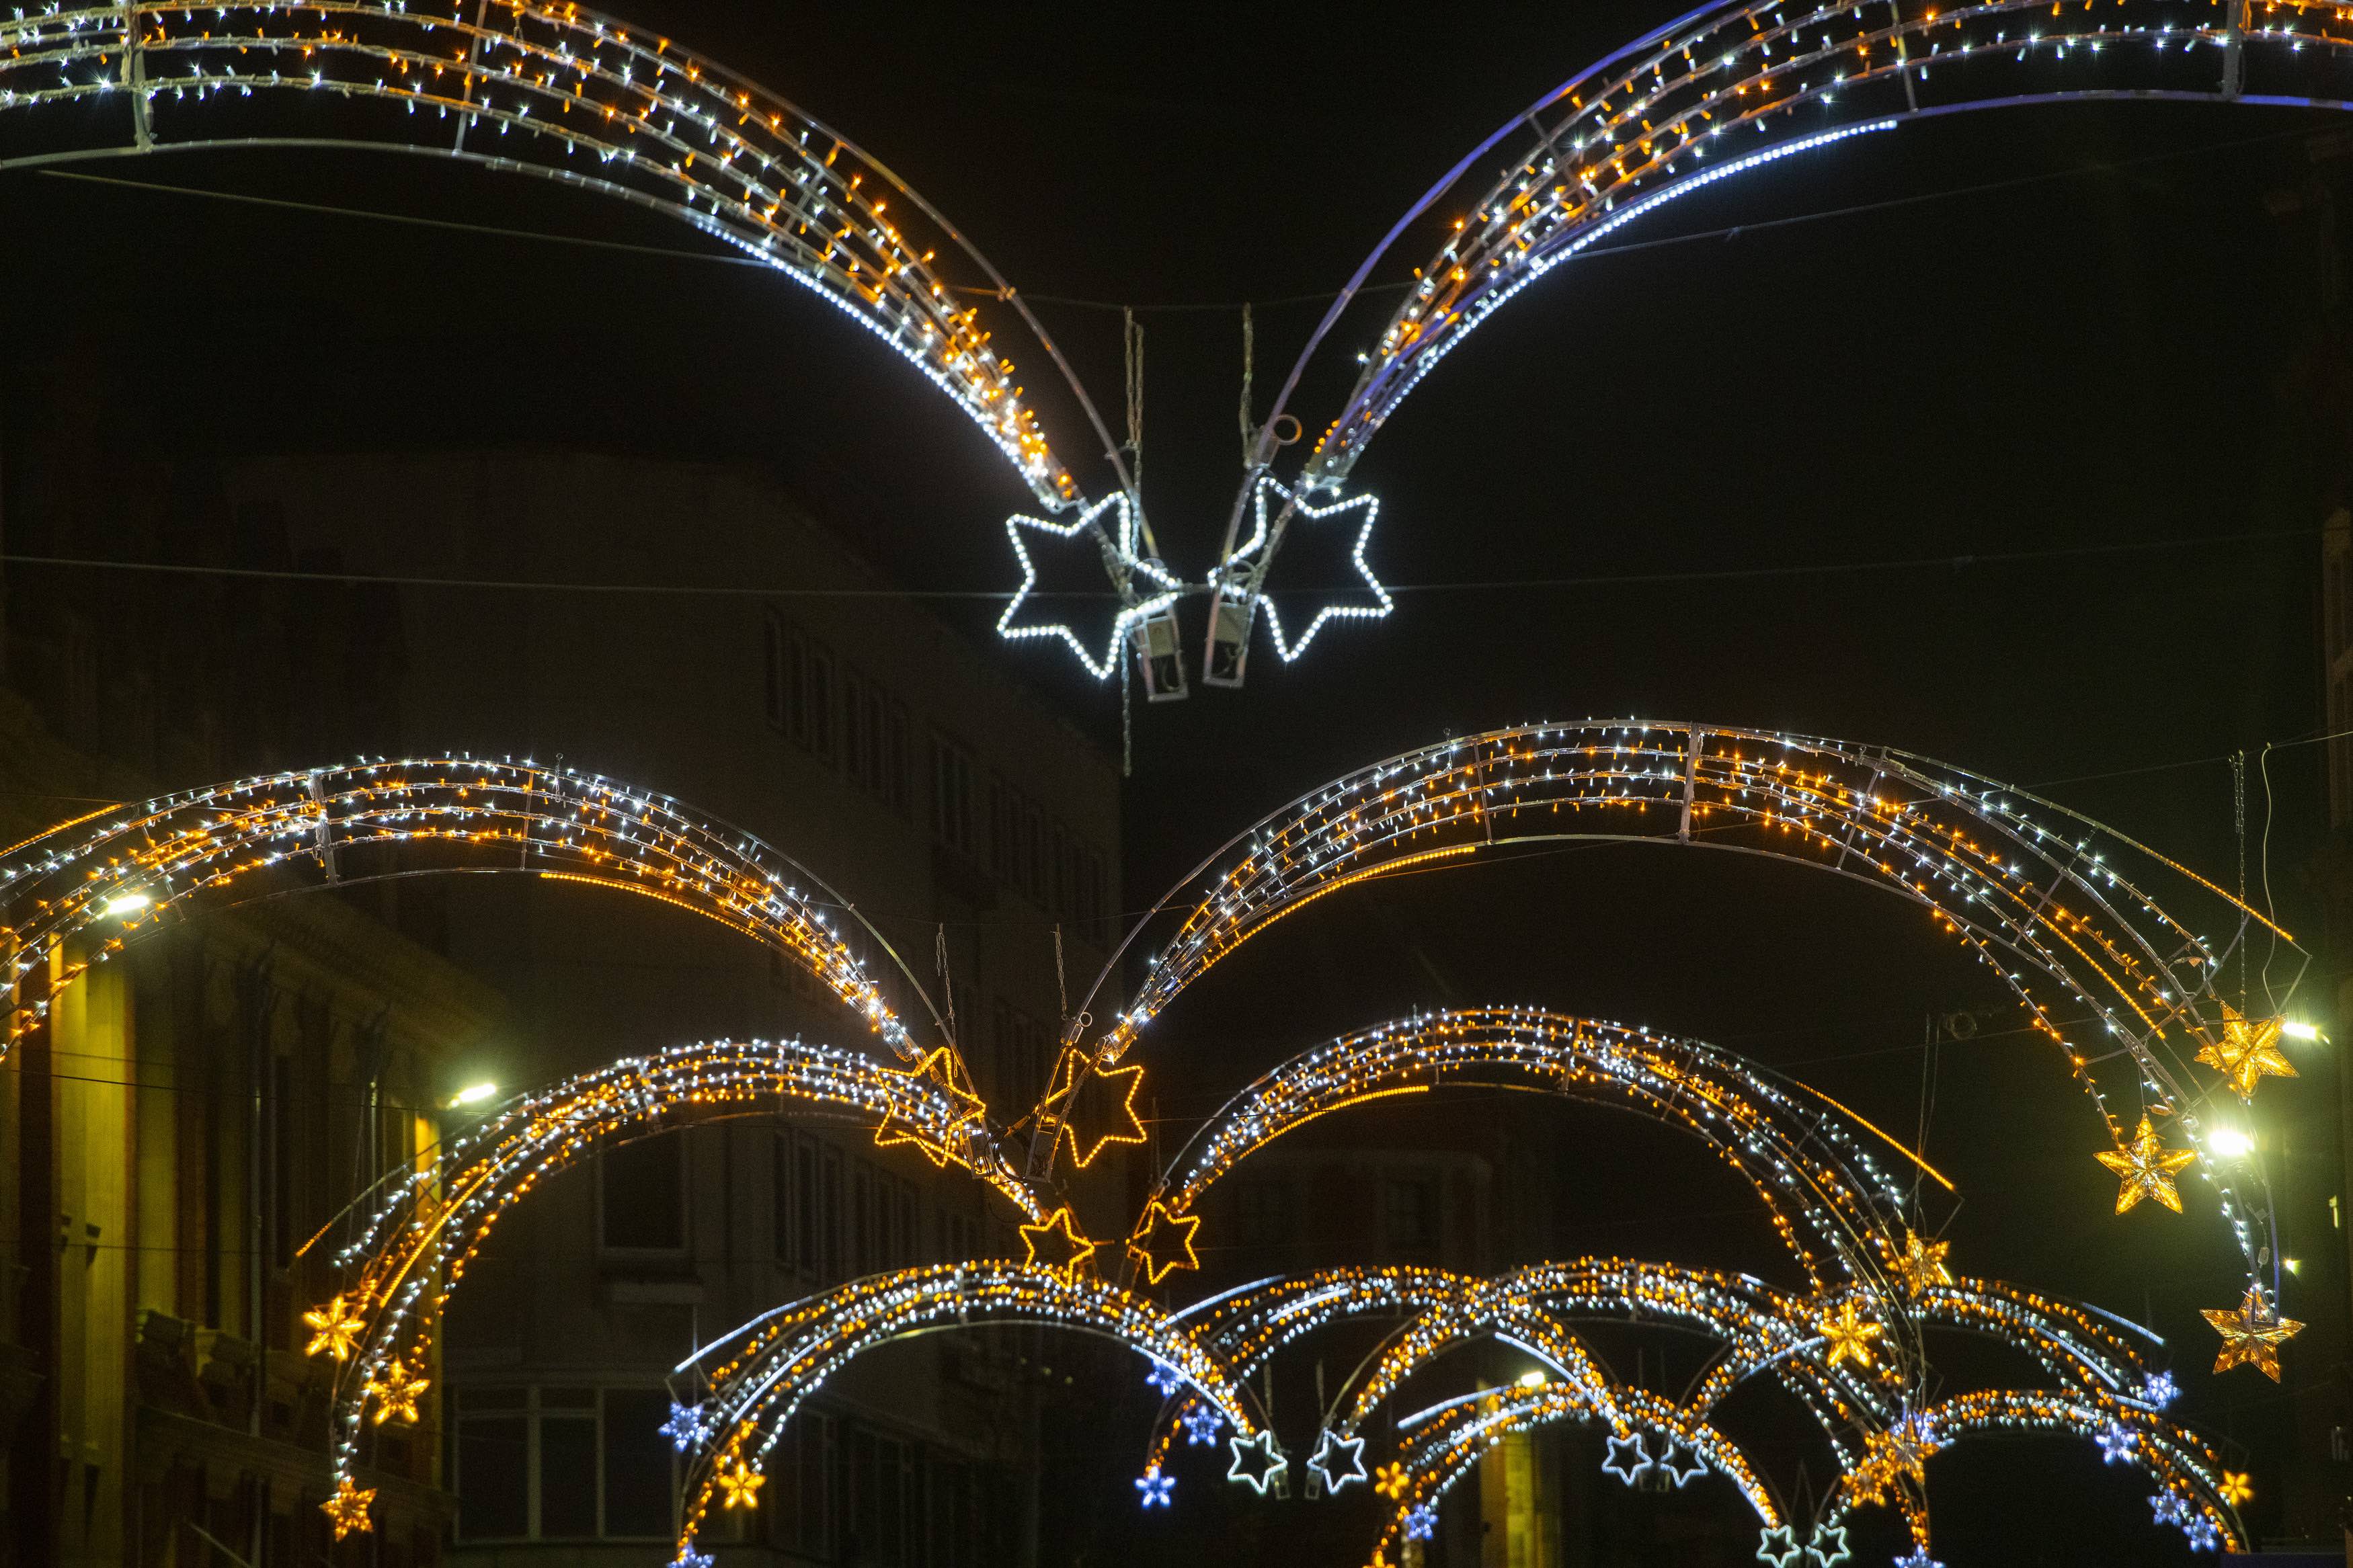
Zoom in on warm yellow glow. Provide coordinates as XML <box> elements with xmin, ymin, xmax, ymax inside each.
<box><xmin>446</xmin><ymin>1081</ymin><xmax>498</xmax><ymax>1109</ymax></box>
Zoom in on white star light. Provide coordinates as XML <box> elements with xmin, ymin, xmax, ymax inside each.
<box><xmin>1308</xmin><ymin>1428</ymin><xmax>1369</xmax><ymax>1493</ymax></box>
<box><xmin>1803</xmin><ymin>1520</ymin><xmax>1851</xmax><ymax>1566</ymax></box>
<box><xmin>1891</xmin><ymin>1549</ymin><xmax>1944</xmax><ymax>1568</ymax></box>
<box><xmin>2095</xmin><ymin>1423</ymin><xmax>2137</xmax><ymax>1464</ymax></box>
<box><xmin>1144</xmin><ymin>1358</ymin><xmax>1183</xmax><ymax>1396</ymax></box>
<box><xmin>660</xmin><ymin>1399</ymin><xmax>705</xmax><ymax>1453</ymax></box>
<box><xmin>2139</xmin><ymin>1370</ymin><xmax>2179</xmax><ymax>1409</ymax></box>
<box><xmin>996</xmin><ymin>493</ymin><xmax>1183</xmax><ymax>680</ymax></box>
<box><xmin>1134</xmin><ymin>1468</ymin><xmax>1174</xmax><ymax>1508</ymax></box>
<box><xmin>1226</xmin><ymin>1430</ymin><xmax>1287</xmax><ymax>1494</ymax></box>
<box><xmin>1220</xmin><ymin>476</ymin><xmax>1391</xmax><ymax>663</ymax></box>
<box><xmin>1656</xmin><ymin>1439</ymin><xmax>1708</xmax><ymax>1488</ymax></box>
<box><xmin>2184</xmin><ymin>1517</ymin><xmax>2222</xmax><ymax>1553</ymax></box>
<box><xmin>1181</xmin><ymin>1405</ymin><xmax>1224</xmax><ymax>1446</ymax></box>
<box><xmin>1755</xmin><ymin>1524</ymin><xmax>1805</xmax><ymax>1567</ymax></box>
<box><xmin>2151</xmin><ymin>1491</ymin><xmax>2190</xmax><ymax>1526</ymax></box>
<box><xmin>1602</xmin><ymin>1432</ymin><xmax>1654</xmax><ymax>1486</ymax></box>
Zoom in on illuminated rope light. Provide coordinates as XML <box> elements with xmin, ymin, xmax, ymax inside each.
<box><xmin>1150</xmin><ymin>1007</ymin><xmax>1916</xmax><ymax>1294</ymax></box>
<box><xmin>1205</xmin><ymin>0</ymin><xmax>2353</xmax><ymax>663</ymax></box>
<box><xmin>0</xmin><ymin>1</ymin><xmax>1096</xmax><ymax>510</ymax></box>
<box><xmin>309</xmin><ymin>1034</ymin><xmax>1033</xmax><ymax>1512</ymax></box>
<box><xmin>1083</xmin><ymin>720</ymin><xmax>2303</xmax><ymax>1300</ymax></box>
<box><xmin>0</xmin><ymin>756</ymin><xmax>940</xmax><ymax>1062</ymax></box>
<box><xmin>1209</xmin><ymin>475</ymin><xmax>1392</xmax><ymax>665</ymax></box>
<box><xmin>669</xmin><ymin>1264</ymin><xmax>1262</xmax><ymax>1561</ymax></box>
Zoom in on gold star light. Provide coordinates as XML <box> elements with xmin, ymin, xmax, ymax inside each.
<box><xmin>1039</xmin><ymin>1047</ymin><xmax>1148</xmax><ymax>1169</ymax></box>
<box><xmin>365</xmin><ymin>1358</ymin><xmax>430</xmax><ymax>1426</ymax></box>
<box><xmin>874</xmin><ymin>1046</ymin><xmax>987</xmax><ymax>1165</ymax></box>
<box><xmin>1127</xmin><ymin>1200</ymin><xmax>1203</xmax><ymax>1286</ymax></box>
<box><xmin>1888</xmin><ymin>1230</ymin><xmax>1952</xmax><ymax>1292</ymax></box>
<box><xmin>714</xmin><ymin>1453</ymin><xmax>765</xmax><ymax>1510</ymax></box>
<box><xmin>2094</xmin><ymin>1116</ymin><xmax>2197</xmax><ymax>1214</ymax></box>
<box><xmin>1818</xmin><ymin>1299</ymin><xmax>1884</xmax><ymax>1370</ymax></box>
<box><xmin>1019</xmin><ymin>1206</ymin><xmax>1099</xmax><ymax>1277</ymax></box>
<box><xmin>321</xmin><ymin>1475</ymin><xmax>375</xmax><ymax>1540</ymax></box>
<box><xmin>2196</xmin><ymin>1005</ymin><xmax>2297</xmax><ymax>1102</ymax></box>
<box><xmin>303</xmin><ymin>1294</ymin><xmax>366</xmax><ymax>1361</ymax></box>
<box><xmin>2219</xmin><ymin>1471</ymin><xmax>2254</xmax><ymax>1507</ymax></box>
<box><xmin>2202</xmin><ymin>1286</ymin><xmax>2303</xmax><ymax>1381</ymax></box>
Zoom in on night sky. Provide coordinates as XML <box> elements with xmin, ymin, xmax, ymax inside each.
<box><xmin>4</xmin><ymin>4</ymin><xmax>2348</xmax><ymax>1562</ymax></box>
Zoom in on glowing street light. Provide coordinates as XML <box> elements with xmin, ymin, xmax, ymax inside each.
<box><xmin>2208</xmin><ymin>1127</ymin><xmax>2254</xmax><ymax>1160</ymax></box>
<box><xmin>446</xmin><ymin>1082</ymin><xmax>499</xmax><ymax>1110</ymax></box>
<box><xmin>102</xmin><ymin>891</ymin><xmax>150</xmax><ymax>917</ymax></box>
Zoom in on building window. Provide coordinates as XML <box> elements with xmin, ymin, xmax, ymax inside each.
<box><xmin>600</xmin><ymin>1133</ymin><xmax>686</xmax><ymax>1255</ymax></box>
<box><xmin>1383</xmin><ymin>1175</ymin><xmax>1441</xmax><ymax>1251</ymax></box>
<box><xmin>932</xmin><ymin>733</ymin><xmax>976</xmax><ymax>858</ymax></box>
<box><xmin>264</xmin><ymin>1052</ymin><xmax>298</xmax><ymax>1271</ymax></box>
<box><xmin>766</xmin><ymin>1411</ymin><xmax>838</xmax><ymax>1557</ymax></box>
<box><xmin>842</xmin><ymin>671</ymin><xmax>914</xmax><ymax>816</ymax></box>
<box><xmin>767</xmin><ymin>614</ymin><xmax>836</xmax><ymax>762</ymax></box>
<box><xmin>990</xmin><ymin>999</ymin><xmax>1049</xmax><ymax>1110</ymax></box>
<box><xmin>454</xmin><ymin>1386</ymin><xmax>676</xmax><ymax>1541</ymax></box>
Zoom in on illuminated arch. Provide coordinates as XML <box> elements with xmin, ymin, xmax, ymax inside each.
<box><xmin>1213</xmin><ymin>0</ymin><xmax>2353</xmax><ymax>655</ymax></box>
<box><xmin>312</xmin><ymin>1035</ymin><xmax>1033</xmax><ymax>1498</ymax></box>
<box><xmin>0</xmin><ymin>756</ymin><xmax>947</xmax><ymax>1061</ymax></box>
<box><xmin>1148</xmin><ymin>1006</ymin><xmax>1926</xmax><ymax>1296</ymax></box>
<box><xmin>1080</xmin><ymin>720</ymin><xmax>2296</xmax><ymax>1288</ymax></box>
<box><xmin>0</xmin><ymin>1</ymin><xmax>1116</xmax><ymax>511</ymax></box>
<box><xmin>670</xmin><ymin>1264</ymin><xmax>1261</xmax><ymax>1559</ymax></box>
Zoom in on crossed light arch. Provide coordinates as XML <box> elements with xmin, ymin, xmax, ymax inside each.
<box><xmin>0</xmin><ymin>1</ymin><xmax>1142</xmax><ymax>523</ymax></box>
<box><xmin>0</xmin><ymin>756</ymin><xmax>953</xmax><ymax>1065</ymax></box>
<box><xmin>309</xmin><ymin>1034</ymin><xmax>1041</xmax><ymax>1507</ymax></box>
<box><xmin>1070</xmin><ymin>720</ymin><xmax>2299</xmax><ymax>1300</ymax></box>
<box><xmin>1205</xmin><ymin>0</ymin><xmax>2353</xmax><ymax>678</ymax></box>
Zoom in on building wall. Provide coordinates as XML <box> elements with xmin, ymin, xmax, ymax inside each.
<box><xmin>0</xmin><ymin>692</ymin><xmax>505</xmax><ymax>1568</ymax></box>
<box><xmin>214</xmin><ymin>449</ymin><xmax>1127</xmax><ymax>1563</ymax></box>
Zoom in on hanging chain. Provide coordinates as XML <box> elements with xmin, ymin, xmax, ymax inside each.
<box><xmin>934</xmin><ymin>923</ymin><xmax>956</xmax><ymax>1044</ymax></box>
<box><xmin>1123</xmin><ymin>306</ymin><xmax>1146</xmax><ymax>496</ymax></box>
<box><xmin>2231</xmin><ymin>751</ymin><xmax>2247</xmax><ymax>1013</ymax></box>
<box><xmin>1239</xmin><ymin>301</ymin><xmax>1254</xmax><ymax>464</ymax></box>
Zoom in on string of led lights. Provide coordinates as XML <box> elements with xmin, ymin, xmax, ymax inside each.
<box><xmin>304</xmin><ymin>1033</ymin><xmax>1027</xmax><ymax>1522</ymax></box>
<box><xmin>1073</xmin><ymin>720</ymin><xmax>2303</xmax><ymax>1305</ymax></box>
<box><xmin>1145</xmin><ymin>1006</ymin><xmax>1925</xmax><ymax>1297</ymax></box>
<box><xmin>1202</xmin><ymin>0</ymin><xmax>2353</xmax><ymax>684</ymax></box>
<box><xmin>0</xmin><ymin>1</ymin><xmax>1122</xmax><ymax>515</ymax></box>
<box><xmin>662</xmin><ymin>1263</ymin><xmax>1264</xmax><ymax>1560</ymax></box>
<box><xmin>23</xmin><ymin>727</ymin><xmax>2262</xmax><ymax>1556</ymax></box>
<box><xmin>0</xmin><ymin>755</ymin><xmax>947</xmax><ymax>1066</ymax></box>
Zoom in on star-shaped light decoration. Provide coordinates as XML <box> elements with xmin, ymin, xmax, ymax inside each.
<box><xmin>1019</xmin><ymin>1206</ymin><xmax>1099</xmax><ymax>1278</ymax></box>
<box><xmin>1226</xmin><ymin>1430</ymin><xmax>1287</xmax><ymax>1494</ymax></box>
<box><xmin>1373</xmin><ymin>1460</ymin><xmax>1410</xmax><ymax>1499</ymax></box>
<box><xmin>1223</xmin><ymin>477</ymin><xmax>1392</xmax><ymax>664</ymax></box>
<box><xmin>320</xmin><ymin>1475</ymin><xmax>375</xmax><ymax>1540</ymax></box>
<box><xmin>2196</xmin><ymin>1004</ymin><xmax>2297</xmax><ymax>1102</ymax></box>
<box><xmin>1755</xmin><ymin>1524</ymin><xmax>1805</xmax><ymax>1568</ymax></box>
<box><xmin>2202</xmin><ymin>1285</ymin><xmax>2303</xmax><ymax>1380</ymax></box>
<box><xmin>1309</xmin><ymin>1428</ymin><xmax>1369</xmax><ymax>1493</ymax></box>
<box><xmin>713</xmin><ymin>1454</ymin><xmax>765</xmax><ymax>1510</ymax></box>
<box><xmin>997</xmin><ymin>494</ymin><xmax>1185</xmax><ymax>681</ymax></box>
<box><xmin>364</xmin><ymin>1358</ymin><xmax>430</xmax><ymax>1426</ymax></box>
<box><xmin>1144</xmin><ymin>1358</ymin><xmax>1183</xmax><ymax>1397</ymax></box>
<box><xmin>2184</xmin><ymin>1516</ymin><xmax>2222</xmax><ymax>1552</ymax></box>
<box><xmin>1888</xmin><ymin>1229</ymin><xmax>1953</xmax><ymax>1292</ymax></box>
<box><xmin>2094</xmin><ymin>1422</ymin><xmax>2137</xmax><ymax>1464</ymax></box>
<box><xmin>1601</xmin><ymin>1432</ymin><xmax>1653</xmax><ymax>1485</ymax></box>
<box><xmin>1127</xmin><ymin>1198</ymin><xmax>1203</xmax><ymax>1286</ymax></box>
<box><xmin>2151</xmin><ymin>1490</ymin><xmax>2190</xmax><ymax>1526</ymax></box>
<box><xmin>2218</xmin><ymin>1470</ymin><xmax>2254</xmax><ymax>1507</ymax></box>
<box><xmin>1134</xmin><ymin>1467</ymin><xmax>1175</xmax><ymax>1508</ymax></box>
<box><xmin>1804</xmin><ymin>1520</ymin><xmax>1851</xmax><ymax>1567</ymax></box>
<box><xmin>1039</xmin><ymin>1047</ymin><xmax>1148</xmax><ymax>1169</ymax></box>
<box><xmin>2138</xmin><ymin>1370</ymin><xmax>2179</xmax><ymax>1409</ymax></box>
<box><xmin>1403</xmin><ymin>1503</ymin><xmax>1439</xmax><ymax>1542</ymax></box>
<box><xmin>1817</xmin><ymin>1299</ymin><xmax>1884</xmax><ymax>1371</ymax></box>
<box><xmin>1852</xmin><ymin>1410</ymin><xmax>1936</xmax><ymax>1503</ymax></box>
<box><xmin>675</xmin><ymin>1551</ymin><xmax>715</xmax><ymax>1568</ymax></box>
<box><xmin>874</xmin><ymin>1046</ymin><xmax>986</xmax><ymax>1165</ymax></box>
<box><xmin>303</xmin><ymin>1294</ymin><xmax>366</xmax><ymax>1361</ymax></box>
<box><xmin>1656</xmin><ymin>1439</ymin><xmax>1709</xmax><ymax>1489</ymax></box>
<box><xmin>1182</xmin><ymin>1403</ymin><xmax>1224</xmax><ymax>1446</ymax></box>
<box><xmin>1890</xmin><ymin>1549</ymin><xmax>1944</xmax><ymax>1568</ymax></box>
<box><xmin>2094</xmin><ymin>1115</ymin><xmax>2198</xmax><ymax>1214</ymax></box>
<box><xmin>661</xmin><ymin>1399</ymin><xmax>707</xmax><ymax>1453</ymax></box>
